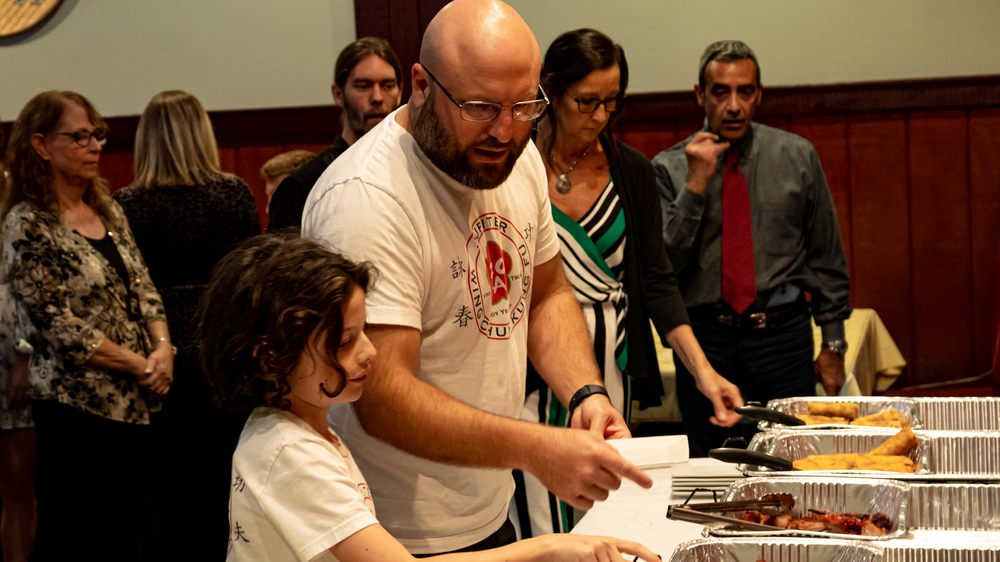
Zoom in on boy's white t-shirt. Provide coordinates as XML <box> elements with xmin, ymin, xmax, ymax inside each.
<box><xmin>227</xmin><ymin>407</ymin><xmax>378</xmax><ymax>562</ymax></box>
<box><xmin>303</xmin><ymin>107</ymin><xmax>559</xmax><ymax>553</ymax></box>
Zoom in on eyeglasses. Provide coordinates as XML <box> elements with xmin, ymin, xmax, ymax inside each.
<box><xmin>423</xmin><ymin>66</ymin><xmax>549</xmax><ymax>123</ymax></box>
<box><xmin>574</xmin><ymin>96</ymin><xmax>623</xmax><ymax>114</ymax></box>
<box><xmin>53</xmin><ymin>128</ymin><xmax>108</xmax><ymax>147</ymax></box>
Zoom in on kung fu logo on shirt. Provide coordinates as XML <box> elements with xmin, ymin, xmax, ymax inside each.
<box><xmin>466</xmin><ymin>212</ymin><xmax>531</xmax><ymax>340</ymax></box>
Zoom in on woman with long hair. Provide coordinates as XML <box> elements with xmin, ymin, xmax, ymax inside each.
<box><xmin>2</xmin><ymin>90</ymin><xmax>171</xmax><ymax>560</ymax></box>
<box><xmin>513</xmin><ymin>29</ymin><xmax>744</xmax><ymax>537</ymax></box>
<box><xmin>114</xmin><ymin>89</ymin><xmax>259</xmax><ymax>558</ymax></box>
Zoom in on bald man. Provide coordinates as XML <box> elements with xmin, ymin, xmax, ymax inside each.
<box><xmin>303</xmin><ymin>0</ymin><xmax>651</xmax><ymax>555</ymax></box>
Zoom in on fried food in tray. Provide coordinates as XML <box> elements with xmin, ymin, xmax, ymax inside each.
<box><xmin>793</xmin><ymin>454</ymin><xmax>916</xmax><ymax>473</ymax></box>
<box><xmin>738</xmin><ymin>492</ymin><xmax>892</xmax><ymax>537</ymax></box>
<box><xmin>850</xmin><ymin>409</ymin><xmax>902</xmax><ymax>427</ymax></box>
<box><xmin>805</xmin><ymin>402</ymin><xmax>859</xmax><ymax>420</ymax></box>
<box><xmin>868</xmin><ymin>426</ymin><xmax>917</xmax><ymax>455</ymax></box>
<box><xmin>791</xmin><ymin>427</ymin><xmax>919</xmax><ymax>473</ymax></box>
<box><xmin>796</xmin><ymin>405</ymin><xmax>904</xmax><ymax>428</ymax></box>
<box><xmin>798</xmin><ymin>414</ymin><xmax>851</xmax><ymax>425</ymax></box>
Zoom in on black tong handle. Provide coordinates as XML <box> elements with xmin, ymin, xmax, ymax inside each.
<box><xmin>735</xmin><ymin>405</ymin><xmax>806</xmax><ymax>426</ymax></box>
<box><xmin>707</xmin><ymin>447</ymin><xmax>794</xmax><ymax>471</ymax></box>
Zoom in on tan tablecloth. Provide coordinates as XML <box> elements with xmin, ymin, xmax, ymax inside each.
<box><xmin>632</xmin><ymin>308</ymin><xmax>907</xmax><ymax>423</ymax></box>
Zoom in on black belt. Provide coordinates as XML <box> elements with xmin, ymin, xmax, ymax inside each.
<box><xmin>693</xmin><ymin>299</ymin><xmax>806</xmax><ymax>330</ymax></box>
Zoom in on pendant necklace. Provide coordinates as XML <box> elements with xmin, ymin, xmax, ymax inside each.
<box><xmin>550</xmin><ymin>145</ymin><xmax>590</xmax><ymax>195</ymax></box>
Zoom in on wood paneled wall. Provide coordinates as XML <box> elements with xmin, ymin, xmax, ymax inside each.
<box><xmin>615</xmin><ymin>76</ymin><xmax>1000</xmax><ymax>388</ymax></box>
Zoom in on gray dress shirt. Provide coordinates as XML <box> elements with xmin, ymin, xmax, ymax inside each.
<box><xmin>652</xmin><ymin>123</ymin><xmax>851</xmax><ymax>341</ymax></box>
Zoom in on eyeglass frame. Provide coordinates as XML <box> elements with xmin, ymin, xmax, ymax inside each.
<box><xmin>52</xmin><ymin>128</ymin><xmax>108</xmax><ymax>148</ymax></box>
<box><xmin>572</xmin><ymin>95</ymin><xmax>624</xmax><ymax>114</ymax></box>
<box><xmin>421</xmin><ymin>66</ymin><xmax>550</xmax><ymax>123</ymax></box>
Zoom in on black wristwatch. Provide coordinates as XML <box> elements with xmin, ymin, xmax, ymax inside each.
<box><xmin>823</xmin><ymin>339</ymin><xmax>848</xmax><ymax>357</ymax></box>
<box><xmin>568</xmin><ymin>384</ymin><xmax>610</xmax><ymax>419</ymax></box>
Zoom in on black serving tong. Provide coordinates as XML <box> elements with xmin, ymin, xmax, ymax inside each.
<box><xmin>735</xmin><ymin>405</ymin><xmax>806</xmax><ymax>427</ymax></box>
<box><xmin>666</xmin><ymin>490</ymin><xmax>791</xmax><ymax>531</ymax></box>
<box><xmin>706</xmin><ymin>437</ymin><xmax>795</xmax><ymax>472</ymax></box>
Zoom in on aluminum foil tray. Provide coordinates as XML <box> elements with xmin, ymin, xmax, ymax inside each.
<box><xmin>906</xmin><ymin>483</ymin><xmax>1000</xmax><ymax>531</ymax></box>
<box><xmin>759</xmin><ymin>397</ymin><xmax>921</xmax><ymax>431</ymax></box>
<box><xmin>911</xmin><ymin>397</ymin><xmax>1000</xmax><ymax>431</ymax></box>
<box><xmin>883</xmin><ymin>535</ymin><xmax>1000</xmax><ymax>562</ymax></box>
<box><xmin>667</xmin><ymin>538</ymin><xmax>882</xmax><ymax>562</ymax></box>
<box><xmin>737</xmin><ymin>429</ymin><xmax>1000</xmax><ymax>481</ymax></box>
<box><xmin>702</xmin><ymin>477</ymin><xmax>908</xmax><ymax>540</ymax></box>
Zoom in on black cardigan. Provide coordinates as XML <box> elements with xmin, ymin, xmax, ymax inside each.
<box><xmin>528</xmin><ymin>137</ymin><xmax>691</xmax><ymax>409</ymax></box>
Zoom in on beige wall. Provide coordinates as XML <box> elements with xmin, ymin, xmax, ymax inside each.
<box><xmin>509</xmin><ymin>0</ymin><xmax>1000</xmax><ymax>93</ymax></box>
<box><xmin>4</xmin><ymin>0</ymin><xmax>998</xmax><ymax>120</ymax></box>
<box><xmin>0</xmin><ymin>0</ymin><xmax>355</xmax><ymax>118</ymax></box>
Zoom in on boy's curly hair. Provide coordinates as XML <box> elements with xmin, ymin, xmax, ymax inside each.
<box><xmin>196</xmin><ymin>232</ymin><xmax>373</xmax><ymax>411</ymax></box>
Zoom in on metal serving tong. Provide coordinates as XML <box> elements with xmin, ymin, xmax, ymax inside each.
<box><xmin>666</xmin><ymin>493</ymin><xmax>793</xmax><ymax>531</ymax></box>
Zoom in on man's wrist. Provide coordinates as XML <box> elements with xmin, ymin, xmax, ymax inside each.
<box><xmin>568</xmin><ymin>384</ymin><xmax>609</xmax><ymax>418</ymax></box>
<box><xmin>822</xmin><ymin>340</ymin><xmax>848</xmax><ymax>357</ymax></box>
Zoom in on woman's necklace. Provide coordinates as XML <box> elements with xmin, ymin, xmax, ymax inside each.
<box><xmin>550</xmin><ymin>145</ymin><xmax>590</xmax><ymax>195</ymax></box>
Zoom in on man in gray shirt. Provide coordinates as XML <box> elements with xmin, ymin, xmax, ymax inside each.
<box><xmin>653</xmin><ymin>40</ymin><xmax>851</xmax><ymax>456</ymax></box>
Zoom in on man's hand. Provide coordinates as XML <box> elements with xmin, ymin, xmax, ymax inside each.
<box><xmin>140</xmin><ymin>342</ymin><xmax>174</xmax><ymax>397</ymax></box>
<box><xmin>523</xmin><ymin>425</ymin><xmax>652</xmax><ymax>510</ymax></box>
<box><xmin>684</xmin><ymin>132</ymin><xmax>729</xmax><ymax>195</ymax></box>
<box><xmin>571</xmin><ymin>393</ymin><xmax>631</xmax><ymax>440</ymax></box>
<box><xmin>694</xmin><ymin>369</ymin><xmax>744</xmax><ymax>427</ymax></box>
<box><xmin>815</xmin><ymin>349</ymin><xmax>845</xmax><ymax>396</ymax></box>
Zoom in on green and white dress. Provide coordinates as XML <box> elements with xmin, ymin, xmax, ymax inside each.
<box><xmin>513</xmin><ymin>178</ymin><xmax>630</xmax><ymax>536</ymax></box>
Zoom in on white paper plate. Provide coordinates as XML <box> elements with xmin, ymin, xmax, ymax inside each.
<box><xmin>608</xmin><ymin>435</ymin><xmax>690</xmax><ymax>468</ymax></box>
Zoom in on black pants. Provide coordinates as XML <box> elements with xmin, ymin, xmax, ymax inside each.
<box><xmin>413</xmin><ymin>519</ymin><xmax>516</xmax><ymax>557</ymax></box>
<box><xmin>674</xmin><ymin>310</ymin><xmax>816</xmax><ymax>457</ymax></box>
<box><xmin>31</xmin><ymin>400</ymin><xmax>157</xmax><ymax>562</ymax></box>
<box><xmin>149</xmin><ymin>351</ymin><xmax>247</xmax><ymax>562</ymax></box>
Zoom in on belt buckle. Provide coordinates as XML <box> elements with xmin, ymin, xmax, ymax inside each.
<box><xmin>748</xmin><ymin>312</ymin><xmax>767</xmax><ymax>329</ymax></box>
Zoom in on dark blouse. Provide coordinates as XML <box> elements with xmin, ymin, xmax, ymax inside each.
<box><xmin>84</xmin><ymin>232</ymin><xmax>130</xmax><ymax>290</ymax></box>
<box><xmin>114</xmin><ymin>173</ymin><xmax>260</xmax><ymax>351</ymax></box>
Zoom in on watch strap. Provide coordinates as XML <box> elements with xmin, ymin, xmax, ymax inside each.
<box><xmin>568</xmin><ymin>384</ymin><xmax>609</xmax><ymax>418</ymax></box>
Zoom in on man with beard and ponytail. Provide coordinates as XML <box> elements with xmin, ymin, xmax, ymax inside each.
<box><xmin>268</xmin><ymin>37</ymin><xmax>402</xmax><ymax>230</ymax></box>
<box><xmin>303</xmin><ymin>0</ymin><xmax>652</xmax><ymax>555</ymax></box>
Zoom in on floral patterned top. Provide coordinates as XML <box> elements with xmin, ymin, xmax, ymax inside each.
<box><xmin>2</xmin><ymin>199</ymin><xmax>167</xmax><ymax>424</ymax></box>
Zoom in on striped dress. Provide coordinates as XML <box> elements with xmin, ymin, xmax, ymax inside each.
<box><xmin>513</xmin><ymin>178</ymin><xmax>630</xmax><ymax>537</ymax></box>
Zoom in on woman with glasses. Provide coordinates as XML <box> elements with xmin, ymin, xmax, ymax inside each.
<box><xmin>513</xmin><ymin>29</ymin><xmax>744</xmax><ymax>537</ymax></box>
<box><xmin>113</xmin><ymin>89</ymin><xmax>260</xmax><ymax>559</ymax></box>
<box><xmin>2</xmin><ymin>91</ymin><xmax>171</xmax><ymax>560</ymax></box>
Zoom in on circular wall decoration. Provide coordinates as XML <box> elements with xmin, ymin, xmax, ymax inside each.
<box><xmin>0</xmin><ymin>0</ymin><xmax>64</xmax><ymax>39</ymax></box>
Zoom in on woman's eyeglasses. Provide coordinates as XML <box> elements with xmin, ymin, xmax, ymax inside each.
<box><xmin>574</xmin><ymin>96</ymin><xmax>624</xmax><ymax>114</ymax></box>
<box><xmin>54</xmin><ymin>128</ymin><xmax>108</xmax><ymax>147</ymax></box>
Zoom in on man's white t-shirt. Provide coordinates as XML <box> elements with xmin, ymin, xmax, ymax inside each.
<box><xmin>227</xmin><ymin>407</ymin><xmax>378</xmax><ymax>562</ymax></box>
<box><xmin>303</xmin><ymin>107</ymin><xmax>559</xmax><ymax>553</ymax></box>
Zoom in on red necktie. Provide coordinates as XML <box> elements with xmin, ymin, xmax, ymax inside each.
<box><xmin>721</xmin><ymin>146</ymin><xmax>757</xmax><ymax>314</ymax></box>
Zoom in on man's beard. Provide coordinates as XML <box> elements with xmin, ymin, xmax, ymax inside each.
<box><xmin>412</xmin><ymin>91</ymin><xmax>530</xmax><ymax>190</ymax></box>
<box><xmin>344</xmin><ymin>102</ymin><xmax>390</xmax><ymax>140</ymax></box>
